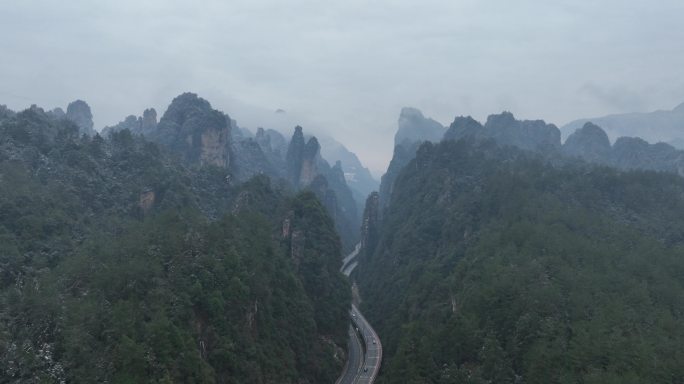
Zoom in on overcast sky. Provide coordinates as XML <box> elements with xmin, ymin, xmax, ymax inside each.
<box><xmin>2</xmin><ymin>1</ymin><xmax>684</xmax><ymax>174</ymax></box>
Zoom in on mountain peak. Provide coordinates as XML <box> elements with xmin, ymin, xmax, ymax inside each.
<box><xmin>485</xmin><ymin>111</ymin><xmax>516</xmax><ymax>128</ymax></box>
<box><xmin>395</xmin><ymin>107</ymin><xmax>445</xmax><ymax>147</ymax></box>
<box><xmin>399</xmin><ymin>107</ymin><xmax>425</xmax><ymax>119</ymax></box>
<box><xmin>66</xmin><ymin>99</ymin><xmax>94</xmax><ymax>135</ymax></box>
<box><xmin>153</xmin><ymin>92</ymin><xmax>230</xmax><ymax>167</ymax></box>
<box><xmin>562</xmin><ymin>122</ymin><xmax>611</xmax><ymax>162</ymax></box>
<box><xmin>443</xmin><ymin>115</ymin><xmax>484</xmax><ymax>141</ymax></box>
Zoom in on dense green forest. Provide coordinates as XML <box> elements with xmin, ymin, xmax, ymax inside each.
<box><xmin>0</xmin><ymin>108</ymin><xmax>350</xmax><ymax>383</ymax></box>
<box><xmin>357</xmin><ymin>139</ymin><xmax>684</xmax><ymax>383</ymax></box>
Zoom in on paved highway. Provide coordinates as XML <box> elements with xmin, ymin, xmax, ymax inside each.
<box><xmin>342</xmin><ymin>243</ymin><xmax>361</xmax><ymax>268</ymax></box>
<box><xmin>337</xmin><ymin>324</ymin><xmax>364</xmax><ymax>384</ymax></box>
<box><xmin>350</xmin><ymin>304</ymin><xmax>382</xmax><ymax>383</ymax></box>
<box><xmin>336</xmin><ymin>244</ymin><xmax>382</xmax><ymax>384</ymax></box>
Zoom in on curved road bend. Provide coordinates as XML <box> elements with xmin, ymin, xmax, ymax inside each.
<box><xmin>351</xmin><ymin>304</ymin><xmax>382</xmax><ymax>383</ymax></box>
<box><xmin>336</xmin><ymin>244</ymin><xmax>382</xmax><ymax>384</ymax></box>
<box><xmin>337</xmin><ymin>324</ymin><xmax>364</xmax><ymax>384</ymax></box>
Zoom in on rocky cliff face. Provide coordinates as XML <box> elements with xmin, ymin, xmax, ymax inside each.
<box><xmin>309</xmin><ymin>175</ymin><xmax>338</xmax><ymax>222</ymax></box>
<box><xmin>379</xmin><ymin>108</ymin><xmax>446</xmax><ymax>211</ymax></box>
<box><xmin>442</xmin><ymin>115</ymin><xmax>484</xmax><ymax>142</ymax></box>
<box><xmin>394</xmin><ymin>107</ymin><xmax>445</xmax><ymax>147</ymax></box>
<box><xmin>286</xmin><ymin>126</ymin><xmax>322</xmax><ymax>188</ymax></box>
<box><xmin>300</xmin><ymin>137</ymin><xmax>321</xmax><ymax>186</ymax></box>
<box><xmin>286</xmin><ymin>126</ymin><xmax>307</xmax><ymax>187</ymax></box>
<box><xmin>256</xmin><ymin>127</ymin><xmax>287</xmax><ymax>155</ymax></box>
<box><xmin>66</xmin><ymin>100</ymin><xmax>95</xmax><ymax>135</ymax></box>
<box><xmin>284</xmin><ymin>125</ymin><xmax>360</xmax><ymax>251</ymax></box>
<box><xmin>442</xmin><ymin>112</ymin><xmax>561</xmax><ymax>153</ymax></box>
<box><xmin>141</xmin><ymin>108</ymin><xmax>157</xmax><ymax>134</ymax></box>
<box><xmin>484</xmin><ymin>112</ymin><xmax>561</xmax><ymax>152</ymax></box>
<box><xmin>152</xmin><ymin>93</ymin><xmax>231</xmax><ymax>168</ymax></box>
<box><xmin>253</xmin><ymin>127</ymin><xmax>287</xmax><ymax>178</ymax></box>
<box><xmin>361</xmin><ymin>191</ymin><xmax>380</xmax><ymax>258</ymax></box>
<box><xmin>102</xmin><ymin>108</ymin><xmax>158</xmax><ymax>138</ymax></box>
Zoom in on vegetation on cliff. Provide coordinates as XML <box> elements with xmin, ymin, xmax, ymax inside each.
<box><xmin>0</xmin><ymin>107</ymin><xmax>350</xmax><ymax>383</ymax></box>
<box><xmin>359</xmin><ymin>139</ymin><xmax>684</xmax><ymax>383</ymax></box>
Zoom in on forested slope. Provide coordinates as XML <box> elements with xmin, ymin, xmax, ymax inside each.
<box><xmin>0</xmin><ymin>107</ymin><xmax>350</xmax><ymax>383</ymax></box>
<box><xmin>358</xmin><ymin>139</ymin><xmax>684</xmax><ymax>383</ymax></box>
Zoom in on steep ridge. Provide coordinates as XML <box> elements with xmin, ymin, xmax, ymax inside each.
<box><xmin>285</xmin><ymin>126</ymin><xmax>360</xmax><ymax>252</ymax></box>
<box><xmin>380</xmin><ymin>109</ymin><xmax>684</xmax><ymax>215</ymax></box>
<box><xmin>380</xmin><ymin>108</ymin><xmax>444</xmax><ymax>210</ymax></box>
<box><xmin>357</xmin><ymin>138</ymin><xmax>684</xmax><ymax>382</ymax></box>
<box><xmin>101</xmin><ymin>93</ymin><xmax>361</xmax><ymax>250</ymax></box>
<box><xmin>394</xmin><ymin>107</ymin><xmax>445</xmax><ymax>148</ymax></box>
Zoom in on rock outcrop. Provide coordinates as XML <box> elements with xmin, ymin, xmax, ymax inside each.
<box><xmin>153</xmin><ymin>93</ymin><xmax>231</xmax><ymax>168</ymax></box>
<box><xmin>286</xmin><ymin>126</ymin><xmax>307</xmax><ymax>187</ymax></box>
<box><xmin>300</xmin><ymin>137</ymin><xmax>321</xmax><ymax>186</ymax></box>
<box><xmin>286</xmin><ymin>126</ymin><xmax>322</xmax><ymax>188</ymax></box>
<box><xmin>379</xmin><ymin>108</ymin><xmax>446</xmax><ymax>210</ymax></box>
<box><xmin>66</xmin><ymin>100</ymin><xmax>95</xmax><ymax>135</ymax></box>
<box><xmin>141</xmin><ymin>108</ymin><xmax>157</xmax><ymax>134</ymax></box>
<box><xmin>484</xmin><ymin>112</ymin><xmax>561</xmax><ymax>152</ymax></box>
<box><xmin>562</xmin><ymin>122</ymin><xmax>613</xmax><ymax>163</ymax></box>
<box><xmin>284</xmin><ymin>125</ymin><xmax>360</xmax><ymax>251</ymax></box>
<box><xmin>102</xmin><ymin>115</ymin><xmax>141</xmax><ymax>136</ymax></box>
<box><xmin>442</xmin><ymin>112</ymin><xmax>561</xmax><ymax>153</ymax></box>
<box><xmin>360</xmin><ymin>191</ymin><xmax>380</xmax><ymax>258</ymax></box>
<box><xmin>254</xmin><ymin>127</ymin><xmax>288</xmax><ymax>178</ymax></box>
<box><xmin>394</xmin><ymin>107</ymin><xmax>445</xmax><ymax>147</ymax></box>
<box><xmin>442</xmin><ymin>115</ymin><xmax>484</xmax><ymax>142</ymax></box>
<box><xmin>105</xmin><ymin>108</ymin><xmax>159</xmax><ymax>137</ymax></box>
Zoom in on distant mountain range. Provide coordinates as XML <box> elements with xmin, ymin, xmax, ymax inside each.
<box><xmin>378</xmin><ymin>105</ymin><xmax>684</xmax><ymax>211</ymax></box>
<box><xmin>562</xmin><ymin>102</ymin><xmax>684</xmax><ymax>148</ymax></box>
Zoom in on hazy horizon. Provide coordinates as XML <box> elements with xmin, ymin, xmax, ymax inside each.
<box><xmin>2</xmin><ymin>1</ymin><xmax>684</xmax><ymax>174</ymax></box>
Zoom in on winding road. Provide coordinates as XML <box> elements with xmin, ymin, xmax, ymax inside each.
<box><xmin>336</xmin><ymin>244</ymin><xmax>382</xmax><ymax>384</ymax></box>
